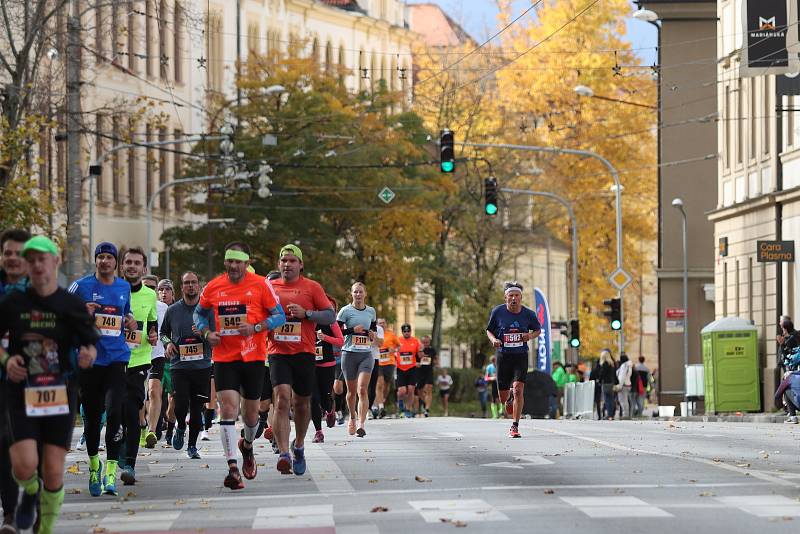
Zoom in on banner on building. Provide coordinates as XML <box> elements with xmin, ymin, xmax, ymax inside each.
<box><xmin>741</xmin><ymin>0</ymin><xmax>800</xmax><ymax>77</ymax></box>
<box><xmin>534</xmin><ymin>287</ymin><xmax>552</xmax><ymax>374</ymax></box>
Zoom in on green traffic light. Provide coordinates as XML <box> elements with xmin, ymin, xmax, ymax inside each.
<box><xmin>485</xmin><ymin>203</ymin><xmax>498</xmax><ymax>215</ymax></box>
<box><xmin>569</xmin><ymin>338</ymin><xmax>580</xmax><ymax>348</ymax></box>
<box><xmin>441</xmin><ymin>161</ymin><xmax>454</xmax><ymax>172</ymax></box>
<box><xmin>611</xmin><ymin>319</ymin><xmax>622</xmax><ymax>331</ymax></box>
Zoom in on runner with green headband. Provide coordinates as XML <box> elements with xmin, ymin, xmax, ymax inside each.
<box><xmin>194</xmin><ymin>242</ymin><xmax>285</xmax><ymax>490</ymax></box>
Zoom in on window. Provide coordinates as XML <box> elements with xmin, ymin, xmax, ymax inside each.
<box><xmin>207</xmin><ymin>12</ymin><xmax>223</xmax><ymax>93</ymax></box>
<box><xmin>174</xmin><ymin>2</ymin><xmax>183</xmax><ymax>82</ymax></box>
<box><xmin>737</xmin><ymin>78</ymin><xmax>743</xmax><ymax>164</ymax></box>
<box><xmin>95</xmin><ymin>3</ymin><xmax>106</xmax><ymax>61</ymax></box>
<box><xmin>128</xmin><ymin>146</ymin><xmax>137</xmax><ymax>205</ymax></box>
<box><xmin>146</xmin><ymin>124</ymin><xmax>153</xmax><ymax>203</ymax></box>
<box><xmin>159</xmin><ymin>127</ymin><xmax>168</xmax><ymax>209</ymax></box>
<box><xmin>95</xmin><ymin>114</ymin><xmax>104</xmax><ymax>200</ymax></box>
<box><xmin>735</xmin><ymin>175</ymin><xmax>745</xmax><ymax>203</ymax></box>
<box><xmin>750</xmin><ymin>78</ymin><xmax>757</xmax><ymax>157</ymax></box>
<box><xmin>722</xmin><ymin>180</ymin><xmax>733</xmax><ymax>206</ymax></box>
<box><xmin>749</xmin><ymin>171</ymin><xmax>759</xmax><ymax>197</ymax></box>
<box><xmin>722</xmin><ymin>262</ymin><xmax>728</xmax><ymax>316</ymax></box>
<box><xmin>724</xmin><ymin>85</ymin><xmax>731</xmax><ymax>168</ymax></box>
<box><xmin>370</xmin><ymin>53</ymin><xmax>377</xmax><ymax>92</ymax></box>
<box><xmin>764</xmin><ymin>77</ymin><xmax>771</xmax><ymax>155</ymax></box>
<box><xmin>173</xmin><ymin>129</ymin><xmax>183</xmax><ymax>211</ymax></box>
<box><xmin>111</xmin><ymin>2</ymin><xmax>119</xmax><ymax>63</ymax></box>
<box><xmin>112</xmin><ymin>115</ymin><xmax>120</xmax><ymax>203</ymax></box>
<box><xmin>247</xmin><ymin>21</ymin><xmax>260</xmax><ymax>58</ymax></box>
<box><xmin>735</xmin><ymin>259</ymin><xmax>740</xmax><ymax>316</ymax></box>
<box><xmin>325</xmin><ymin>41</ymin><xmax>333</xmax><ymax>75</ymax></box>
<box><xmin>128</xmin><ymin>5</ymin><xmax>137</xmax><ymax>71</ymax></box>
<box><xmin>145</xmin><ymin>0</ymin><xmax>153</xmax><ymax>76</ymax></box>
<box><xmin>762</xmin><ymin>167</ymin><xmax>772</xmax><ymax>192</ymax></box>
<box><xmin>788</xmin><ymin>95</ymin><xmax>794</xmax><ymax>148</ymax></box>
<box><xmin>159</xmin><ymin>0</ymin><xmax>168</xmax><ymax>80</ymax></box>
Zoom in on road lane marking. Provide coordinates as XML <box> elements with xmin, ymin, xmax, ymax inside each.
<box><xmin>98</xmin><ymin>511</ymin><xmax>180</xmax><ymax>532</ymax></box>
<box><xmin>305</xmin><ymin>443</ymin><xmax>355</xmax><ymax>493</ymax></box>
<box><xmin>482</xmin><ymin>455</ymin><xmax>554</xmax><ymax>469</ymax></box>
<box><xmin>561</xmin><ymin>496</ymin><xmax>673</xmax><ymax>518</ymax></box>
<box><xmin>530</xmin><ymin>424</ymin><xmax>800</xmax><ymax>488</ymax></box>
<box><xmin>409</xmin><ymin>499</ymin><xmax>509</xmax><ymax>523</ymax></box>
<box><xmin>715</xmin><ymin>495</ymin><xmax>800</xmax><ymax>517</ymax></box>
<box><xmin>253</xmin><ymin>504</ymin><xmax>335</xmax><ymax>529</ymax></box>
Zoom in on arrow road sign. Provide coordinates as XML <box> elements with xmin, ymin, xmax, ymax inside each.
<box><xmin>378</xmin><ymin>186</ymin><xmax>396</xmax><ymax>204</ymax></box>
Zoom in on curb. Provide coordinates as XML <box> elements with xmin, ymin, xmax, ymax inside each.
<box><xmin>652</xmin><ymin>414</ymin><xmax>793</xmax><ymax>423</ymax></box>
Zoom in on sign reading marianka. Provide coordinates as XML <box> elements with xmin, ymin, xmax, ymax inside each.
<box><xmin>665</xmin><ymin>307</ymin><xmax>685</xmax><ymax>319</ymax></box>
<box><xmin>534</xmin><ymin>288</ymin><xmax>551</xmax><ymax>374</ymax></box>
<box><xmin>757</xmin><ymin>240</ymin><xmax>795</xmax><ymax>262</ymax></box>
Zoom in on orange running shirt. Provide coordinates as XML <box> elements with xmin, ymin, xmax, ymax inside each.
<box><xmin>267</xmin><ymin>276</ymin><xmax>330</xmax><ymax>355</ymax></box>
<box><xmin>396</xmin><ymin>335</ymin><xmax>421</xmax><ymax>371</ymax></box>
<box><xmin>198</xmin><ymin>271</ymin><xmax>279</xmax><ymax>363</ymax></box>
<box><xmin>379</xmin><ymin>329</ymin><xmax>400</xmax><ymax>366</ymax></box>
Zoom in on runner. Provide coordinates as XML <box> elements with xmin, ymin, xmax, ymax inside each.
<box><xmin>374</xmin><ymin>318</ymin><xmax>399</xmax><ymax>419</ymax></box>
<box><xmin>142</xmin><ymin>277</ymin><xmax>173</xmax><ymax>448</ymax></box>
<box><xmin>337</xmin><ymin>282</ymin><xmax>381</xmax><ymax>437</ymax></box>
<box><xmin>311</xmin><ymin>296</ymin><xmax>344</xmax><ymax>443</ymax></box>
<box><xmin>0</xmin><ymin>229</ymin><xmax>30</xmax><ymax>531</ymax></box>
<box><xmin>119</xmin><ymin>248</ymin><xmax>158</xmax><ymax>486</ymax></box>
<box><xmin>268</xmin><ymin>245</ymin><xmax>335</xmax><ymax>474</ymax></box>
<box><xmin>395</xmin><ymin>324</ymin><xmax>421</xmax><ymax>418</ymax></box>
<box><xmin>0</xmin><ymin>236</ymin><xmax>99</xmax><ymax>533</ymax></box>
<box><xmin>194</xmin><ymin>242</ymin><xmax>285</xmax><ymax>490</ymax></box>
<box><xmin>485</xmin><ymin>355</ymin><xmax>501</xmax><ymax>418</ymax></box>
<box><xmin>69</xmin><ymin>242</ymin><xmax>136</xmax><ymax>496</ymax></box>
<box><xmin>161</xmin><ymin>271</ymin><xmax>212</xmax><ymax>459</ymax></box>
<box><xmin>258</xmin><ymin>271</ymin><xmax>281</xmax><ymax>454</ymax></box>
<box><xmin>417</xmin><ymin>335</ymin><xmax>437</xmax><ymax>417</ymax></box>
<box><xmin>485</xmin><ymin>281</ymin><xmax>541</xmax><ymax>438</ymax></box>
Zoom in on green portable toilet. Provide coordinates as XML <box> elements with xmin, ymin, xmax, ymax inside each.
<box><xmin>700</xmin><ymin>317</ymin><xmax>760</xmax><ymax>414</ymax></box>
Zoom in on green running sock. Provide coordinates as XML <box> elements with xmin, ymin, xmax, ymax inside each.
<box><xmin>13</xmin><ymin>471</ymin><xmax>39</xmax><ymax>496</ymax></box>
<box><xmin>490</xmin><ymin>403</ymin><xmax>498</xmax><ymax>418</ymax></box>
<box><xmin>105</xmin><ymin>460</ymin><xmax>118</xmax><ymax>476</ymax></box>
<box><xmin>38</xmin><ymin>485</ymin><xmax>64</xmax><ymax>534</ymax></box>
<box><xmin>89</xmin><ymin>454</ymin><xmax>100</xmax><ymax>471</ymax></box>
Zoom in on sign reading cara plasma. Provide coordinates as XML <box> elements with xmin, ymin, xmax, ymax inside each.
<box><xmin>757</xmin><ymin>240</ymin><xmax>795</xmax><ymax>262</ymax></box>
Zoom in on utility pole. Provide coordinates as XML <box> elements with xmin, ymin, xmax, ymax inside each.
<box><xmin>65</xmin><ymin>0</ymin><xmax>83</xmax><ymax>282</ymax></box>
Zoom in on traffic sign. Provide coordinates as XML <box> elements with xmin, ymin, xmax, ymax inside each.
<box><xmin>378</xmin><ymin>186</ymin><xmax>395</xmax><ymax>204</ymax></box>
<box><xmin>665</xmin><ymin>307</ymin><xmax>685</xmax><ymax>319</ymax></box>
<box><xmin>608</xmin><ymin>268</ymin><xmax>632</xmax><ymax>290</ymax></box>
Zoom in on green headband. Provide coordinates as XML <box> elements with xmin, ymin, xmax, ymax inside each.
<box><xmin>225</xmin><ymin>249</ymin><xmax>250</xmax><ymax>262</ymax></box>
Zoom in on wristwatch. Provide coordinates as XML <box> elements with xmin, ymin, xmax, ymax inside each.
<box><xmin>254</xmin><ymin>323</ymin><xmax>264</xmax><ymax>333</ymax></box>
<box><xmin>305</xmin><ymin>310</ymin><xmax>313</xmax><ymax>319</ymax></box>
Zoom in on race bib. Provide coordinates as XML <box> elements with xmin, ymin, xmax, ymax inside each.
<box><xmin>421</xmin><ymin>356</ymin><xmax>432</xmax><ymax>366</ymax></box>
<box><xmin>25</xmin><ymin>382</ymin><xmax>68</xmax><ymax>417</ymax></box>
<box><xmin>218</xmin><ymin>304</ymin><xmax>247</xmax><ymax>336</ymax></box>
<box><xmin>125</xmin><ymin>321</ymin><xmax>143</xmax><ymax>348</ymax></box>
<box><xmin>503</xmin><ymin>332</ymin><xmax>524</xmax><ymax>348</ymax></box>
<box><xmin>315</xmin><ymin>344</ymin><xmax>324</xmax><ymax>361</ymax></box>
<box><xmin>275</xmin><ymin>320</ymin><xmax>302</xmax><ymax>343</ymax></box>
<box><xmin>353</xmin><ymin>334</ymin><xmax>371</xmax><ymax>350</ymax></box>
<box><xmin>399</xmin><ymin>351</ymin><xmax>414</xmax><ymax>366</ymax></box>
<box><xmin>95</xmin><ymin>305</ymin><xmax>122</xmax><ymax>337</ymax></box>
<box><xmin>178</xmin><ymin>335</ymin><xmax>204</xmax><ymax>361</ymax></box>
<box><xmin>25</xmin><ymin>339</ymin><xmax>68</xmax><ymax>417</ymax></box>
<box><xmin>379</xmin><ymin>349</ymin><xmax>391</xmax><ymax>364</ymax></box>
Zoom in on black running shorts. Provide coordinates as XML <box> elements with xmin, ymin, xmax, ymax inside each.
<box><xmin>260</xmin><ymin>364</ymin><xmax>273</xmax><ymax>401</ymax></box>
<box><xmin>214</xmin><ymin>360</ymin><xmax>266</xmax><ymax>400</ymax></box>
<box><xmin>4</xmin><ymin>381</ymin><xmax>78</xmax><ymax>450</ymax></box>
<box><xmin>496</xmin><ymin>353</ymin><xmax>528</xmax><ymax>391</ymax></box>
<box><xmin>147</xmin><ymin>357</ymin><xmax>165</xmax><ymax>381</ymax></box>
<box><xmin>396</xmin><ymin>367</ymin><xmax>418</xmax><ymax>388</ymax></box>
<box><xmin>268</xmin><ymin>353</ymin><xmax>316</xmax><ymax>397</ymax></box>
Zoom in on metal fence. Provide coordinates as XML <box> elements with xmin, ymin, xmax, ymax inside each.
<box><xmin>563</xmin><ymin>381</ymin><xmax>596</xmax><ymax>419</ymax></box>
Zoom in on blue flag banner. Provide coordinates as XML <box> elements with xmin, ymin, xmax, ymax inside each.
<box><xmin>534</xmin><ymin>287</ymin><xmax>551</xmax><ymax>374</ymax></box>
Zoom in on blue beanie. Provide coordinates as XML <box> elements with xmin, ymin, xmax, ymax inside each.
<box><xmin>94</xmin><ymin>242</ymin><xmax>118</xmax><ymax>259</ymax></box>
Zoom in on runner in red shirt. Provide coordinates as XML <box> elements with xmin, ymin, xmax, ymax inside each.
<box><xmin>194</xmin><ymin>242</ymin><xmax>285</xmax><ymax>490</ymax></box>
<box><xmin>268</xmin><ymin>245</ymin><xmax>335</xmax><ymax>475</ymax></box>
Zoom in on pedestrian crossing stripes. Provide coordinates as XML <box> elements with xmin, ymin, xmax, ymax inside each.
<box><xmin>408</xmin><ymin>499</ymin><xmax>509</xmax><ymax>523</ymax></box>
<box><xmin>253</xmin><ymin>504</ymin><xmax>335</xmax><ymax>529</ymax></box>
<box><xmin>98</xmin><ymin>511</ymin><xmax>181</xmax><ymax>532</ymax></box>
<box><xmin>560</xmin><ymin>496</ymin><xmax>673</xmax><ymax>518</ymax></box>
<box><xmin>715</xmin><ymin>495</ymin><xmax>800</xmax><ymax>517</ymax></box>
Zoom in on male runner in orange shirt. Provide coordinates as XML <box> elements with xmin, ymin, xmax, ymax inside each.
<box><xmin>396</xmin><ymin>324</ymin><xmax>421</xmax><ymax>418</ymax></box>
<box><xmin>375</xmin><ymin>318</ymin><xmax>399</xmax><ymax>418</ymax></box>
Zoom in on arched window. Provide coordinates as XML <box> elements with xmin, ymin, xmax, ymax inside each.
<box><xmin>325</xmin><ymin>41</ymin><xmax>333</xmax><ymax>75</ymax></box>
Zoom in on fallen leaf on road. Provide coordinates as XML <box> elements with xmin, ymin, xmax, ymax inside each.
<box><xmin>415</xmin><ymin>475</ymin><xmax>431</xmax><ymax>483</ymax></box>
<box><xmin>91</xmin><ymin>528</ymin><xmax>107</xmax><ymax>533</ymax></box>
<box><xmin>126</xmin><ymin>510</ymin><xmax>135</xmax><ymax>515</ymax></box>
<box><xmin>456</xmin><ymin>463</ymin><xmax>467</xmax><ymax>466</ymax></box>
<box><xmin>66</xmin><ymin>464</ymin><xmax>82</xmax><ymax>475</ymax></box>
<box><xmin>126</xmin><ymin>492</ymin><xmax>137</xmax><ymax>498</ymax></box>
<box><xmin>371</xmin><ymin>506</ymin><xmax>388</xmax><ymax>513</ymax></box>
<box><xmin>699</xmin><ymin>492</ymin><xmax>715</xmax><ymax>497</ymax></box>
<box><xmin>688</xmin><ymin>479</ymin><xmax>697</xmax><ymax>483</ymax></box>
<box><xmin>201</xmin><ymin>464</ymin><xmax>210</xmax><ymax>469</ymax></box>
<box><xmin>453</xmin><ymin>520</ymin><xmax>467</xmax><ymax>527</ymax></box>
<box><xmin>736</xmin><ymin>463</ymin><xmax>750</xmax><ymax>468</ymax></box>
<box><xmin>543</xmin><ymin>489</ymin><xmax>555</xmax><ymax>495</ymax></box>
<box><xmin>67</xmin><ymin>488</ymin><xmax>81</xmax><ymax>494</ymax></box>
<box><xmin>712</xmin><ymin>458</ymin><xmax>722</xmax><ymax>463</ymax></box>
<box><xmin>613</xmin><ymin>489</ymin><xmax>625</xmax><ymax>495</ymax></box>
<box><xmin>368</xmin><ymin>479</ymin><xmax>378</xmax><ymax>484</ymax></box>
<box><xmin>175</xmin><ymin>499</ymin><xmax>186</xmax><ymax>505</ymax></box>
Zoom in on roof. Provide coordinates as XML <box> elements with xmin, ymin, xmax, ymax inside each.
<box><xmin>319</xmin><ymin>0</ymin><xmax>364</xmax><ymax>12</ymax></box>
<box><xmin>408</xmin><ymin>4</ymin><xmax>475</xmax><ymax>47</ymax></box>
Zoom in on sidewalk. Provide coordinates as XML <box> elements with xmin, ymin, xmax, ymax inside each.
<box><xmin>654</xmin><ymin>413</ymin><xmax>792</xmax><ymax>423</ymax></box>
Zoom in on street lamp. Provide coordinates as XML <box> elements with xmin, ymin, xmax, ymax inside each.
<box><xmin>573</xmin><ymin>85</ymin><xmax>594</xmax><ymax>98</ymax></box>
<box><xmin>632</xmin><ymin>8</ymin><xmax>659</xmax><ymax>22</ymax></box>
<box><xmin>574</xmin><ymin>84</ymin><xmax>657</xmax><ymax>109</ymax></box>
<box><xmin>672</xmin><ymin>198</ymin><xmax>689</xmax><ymax>410</ymax></box>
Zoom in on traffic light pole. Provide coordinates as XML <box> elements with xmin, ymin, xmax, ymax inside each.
<box><xmin>501</xmin><ymin>188</ymin><xmax>580</xmax><ymax>362</ymax></box>
<box><xmin>459</xmin><ymin>141</ymin><xmax>625</xmax><ymax>353</ymax></box>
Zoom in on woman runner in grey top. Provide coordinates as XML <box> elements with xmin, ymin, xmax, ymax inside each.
<box><xmin>337</xmin><ymin>282</ymin><xmax>382</xmax><ymax>437</ymax></box>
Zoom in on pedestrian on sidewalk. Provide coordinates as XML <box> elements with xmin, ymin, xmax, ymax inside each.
<box><xmin>598</xmin><ymin>349</ymin><xmax>617</xmax><ymax>420</ymax></box>
<box><xmin>778</xmin><ymin>316</ymin><xmax>799</xmax><ymax>372</ymax></box>
<box><xmin>633</xmin><ymin>356</ymin><xmax>650</xmax><ymax>417</ymax></box>
<box><xmin>616</xmin><ymin>354</ymin><xmax>633</xmax><ymax>419</ymax></box>
<box><xmin>551</xmin><ymin>362</ymin><xmax>566</xmax><ymax>418</ymax></box>
<box><xmin>475</xmin><ymin>375</ymin><xmax>489</xmax><ymax>417</ymax></box>
<box><xmin>775</xmin><ymin>371</ymin><xmax>800</xmax><ymax>424</ymax></box>
<box><xmin>437</xmin><ymin>369</ymin><xmax>453</xmax><ymax>416</ymax></box>
<box><xmin>589</xmin><ymin>361</ymin><xmax>602</xmax><ymax>420</ymax></box>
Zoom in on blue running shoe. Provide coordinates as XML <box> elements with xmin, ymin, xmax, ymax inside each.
<box><xmin>14</xmin><ymin>483</ymin><xmax>40</xmax><ymax>531</ymax></box>
<box><xmin>291</xmin><ymin>441</ymin><xmax>306</xmax><ymax>476</ymax></box>
<box><xmin>186</xmin><ymin>446</ymin><xmax>201</xmax><ymax>459</ymax></box>
<box><xmin>103</xmin><ymin>472</ymin><xmax>118</xmax><ymax>496</ymax></box>
<box><xmin>172</xmin><ymin>427</ymin><xmax>185</xmax><ymax>451</ymax></box>
<box><xmin>88</xmin><ymin>461</ymin><xmax>103</xmax><ymax>497</ymax></box>
<box><xmin>120</xmin><ymin>465</ymin><xmax>136</xmax><ymax>486</ymax></box>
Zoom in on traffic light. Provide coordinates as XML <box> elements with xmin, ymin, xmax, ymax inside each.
<box><xmin>484</xmin><ymin>177</ymin><xmax>498</xmax><ymax>216</ymax></box>
<box><xmin>603</xmin><ymin>298</ymin><xmax>622</xmax><ymax>330</ymax></box>
<box><xmin>440</xmin><ymin>129</ymin><xmax>454</xmax><ymax>173</ymax></box>
<box><xmin>569</xmin><ymin>319</ymin><xmax>580</xmax><ymax>348</ymax></box>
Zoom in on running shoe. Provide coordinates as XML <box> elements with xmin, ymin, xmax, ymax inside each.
<box><xmin>199</xmin><ymin>430</ymin><xmax>210</xmax><ymax>441</ymax></box>
<box><xmin>172</xmin><ymin>427</ymin><xmax>185</xmax><ymax>450</ymax></box>
<box><xmin>291</xmin><ymin>442</ymin><xmax>306</xmax><ymax>476</ymax></box>
<box><xmin>238</xmin><ymin>438</ymin><xmax>257</xmax><ymax>480</ymax></box>
<box><xmin>263</xmin><ymin>426</ymin><xmax>274</xmax><ymax>441</ymax></box>
<box><xmin>120</xmin><ymin>465</ymin><xmax>136</xmax><ymax>486</ymax></box>
<box><xmin>325</xmin><ymin>410</ymin><xmax>336</xmax><ymax>428</ymax></box>
<box><xmin>76</xmin><ymin>433</ymin><xmax>86</xmax><ymax>451</ymax></box>
<box><xmin>223</xmin><ymin>465</ymin><xmax>245</xmax><ymax>490</ymax></box>
<box><xmin>785</xmin><ymin>415</ymin><xmax>799</xmax><ymax>424</ymax></box>
<box><xmin>505</xmin><ymin>397</ymin><xmax>514</xmax><ymax>416</ymax></box>
<box><xmin>186</xmin><ymin>446</ymin><xmax>201</xmax><ymax>459</ymax></box>
<box><xmin>336</xmin><ymin>411</ymin><xmax>344</xmax><ymax>426</ymax></box>
<box><xmin>14</xmin><ymin>483</ymin><xmax>40</xmax><ymax>531</ymax></box>
<box><xmin>509</xmin><ymin>425</ymin><xmax>521</xmax><ymax>438</ymax></box>
<box><xmin>312</xmin><ymin>430</ymin><xmax>324</xmax><ymax>443</ymax></box>
<box><xmin>424</xmin><ymin>408</ymin><xmax>430</xmax><ymax>418</ymax></box>
<box><xmin>370</xmin><ymin>406</ymin><xmax>378</xmax><ymax>419</ymax></box>
<box><xmin>144</xmin><ymin>431</ymin><xmax>158</xmax><ymax>449</ymax></box>
<box><xmin>347</xmin><ymin>419</ymin><xmax>356</xmax><ymax>436</ymax></box>
<box><xmin>356</xmin><ymin>427</ymin><xmax>366</xmax><ymax>438</ymax></box>
<box><xmin>88</xmin><ymin>461</ymin><xmax>103</xmax><ymax>497</ymax></box>
<box><xmin>379</xmin><ymin>407</ymin><xmax>387</xmax><ymax>419</ymax></box>
<box><xmin>271</xmin><ymin>440</ymin><xmax>280</xmax><ymax>454</ymax></box>
<box><xmin>102</xmin><ymin>473</ymin><xmax>118</xmax><ymax>496</ymax></box>
<box><xmin>276</xmin><ymin>452</ymin><xmax>292</xmax><ymax>475</ymax></box>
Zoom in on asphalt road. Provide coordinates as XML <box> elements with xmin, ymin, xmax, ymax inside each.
<box><xmin>58</xmin><ymin>417</ymin><xmax>800</xmax><ymax>533</ymax></box>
